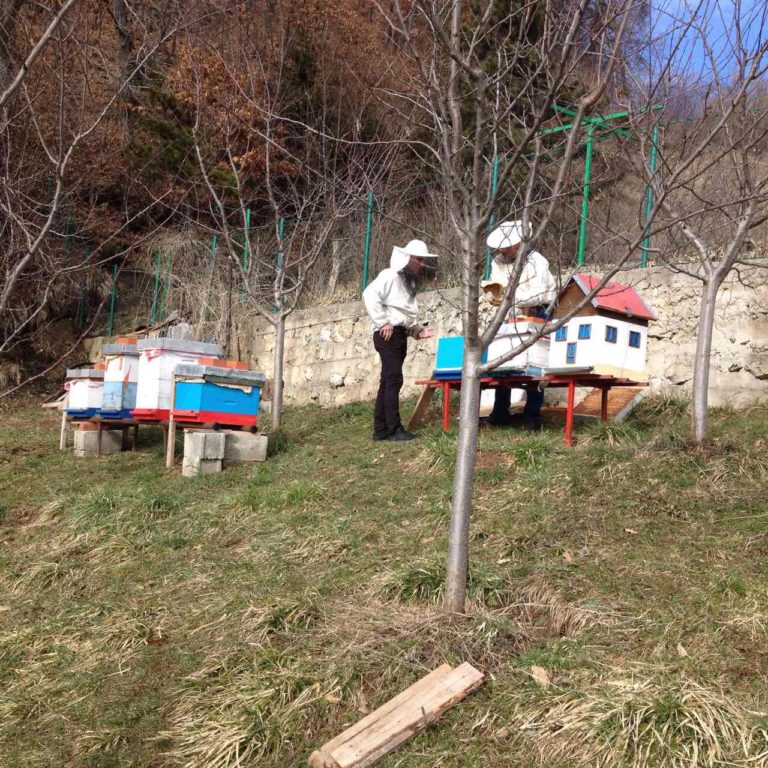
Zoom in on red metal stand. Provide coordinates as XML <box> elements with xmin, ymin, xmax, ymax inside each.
<box><xmin>442</xmin><ymin>381</ymin><xmax>451</xmax><ymax>430</ymax></box>
<box><xmin>414</xmin><ymin>373</ymin><xmax>646</xmax><ymax>447</ymax></box>
<box><xmin>565</xmin><ymin>378</ymin><xmax>576</xmax><ymax>447</ymax></box>
<box><xmin>600</xmin><ymin>386</ymin><xmax>609</xmax><ymax>423</ymax></box>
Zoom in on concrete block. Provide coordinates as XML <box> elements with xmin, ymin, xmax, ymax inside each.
<box><xmin>182</xmin><ymin>457</ymin><xmax>222</xmax><ymax>477</ymax></box>
<box><xmin>74</xmin><ymin>429</ymin><xmax>123</xmax><ymax>457</ymax></box>
<box><xmin>222</xmin><ymin>430</ymin><xmax>268</xmax><ymax>465</ymax></box>
<box><xmin>183</xmin><ymin>430</ymin><xmax>225</xmax><ymax>461</ymax></box>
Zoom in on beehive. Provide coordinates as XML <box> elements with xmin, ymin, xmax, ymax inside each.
<box><xmin>172</xmin><ymin>364</ymin><xmax>266</xmax><ymax>428</ymax></box>
<box><xmin>65</xmin><ymin>368</ymin><xmax>104</xmax><ymax>418</ymax></box>
<box><xmin>132</xmin><ymin>339</ymin><xmax>222</xmax><ymax>421</ymax></box>
<box><xmin>100</xmin><ymin>342</ymin><xmax>140</xmax><ymax>418</ymax></box>
<box><xmin>487</xmin><ymin>318</ymin><xmax>550</xmax><ymax>373</ymax></box>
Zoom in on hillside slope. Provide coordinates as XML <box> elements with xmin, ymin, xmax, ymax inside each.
<box><xmin>1</xmin><ymin>398</ymin><xmax>767</xmax><ymax>766</ymax></box>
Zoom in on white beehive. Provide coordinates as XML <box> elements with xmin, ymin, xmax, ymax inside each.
<box><xmin>546</xmin><ymin>273</ymin><xmax>656</xmax><ymax>379</ymax></box>
<box><xmin>487</xmin><ymin>319</ymin><xmax>550</xmax><ymax>373</ymax></box>
<box><xmin>133</xmin><ymin>338</ymin><xmax>222</xmax><ymax>420</ymax></box>
<box><xmin>66</xmin><ymin>368</ymin><xmax>104</xmax><ymax>416</ymax></box>
<box><xmin>548</xmin><ymin>316</ymin><xmax>649</xmax><ymax>378</ymax></box>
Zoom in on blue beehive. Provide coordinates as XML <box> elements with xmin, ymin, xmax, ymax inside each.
<box><xmin>433</xmin><ymin>336</ymin><xmax>488</xmax><ymax>379</ymax></box>
<box><xmin>172</xmin><ymin>364</ymin><xmax>266</xmax><ymax>428</ymax></box>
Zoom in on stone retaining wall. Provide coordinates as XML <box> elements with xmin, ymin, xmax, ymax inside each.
<box><xmin>236</xmin><ymin>263</ymin><xmax>768</xmax><ymax>408</ymax></box>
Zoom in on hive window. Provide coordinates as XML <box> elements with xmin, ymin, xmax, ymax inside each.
<box><xmin>578</xmin><ymin>323</ymin><xmax>591</xmax><ymax>340</ymax></box>
<box><xmin>566</xmin><ymin>342</ymin><xmax>577</xmax><ymax>364</ymax></box>
<box><xmin>605</xmin><ymin>325</ymin><xmax>618</xmax><ymax>343</ymax></box>
<box><xmin>555</xmin><ymin>327</ymin><xmax>567</xmax><ymax>342</ymax></box>
<box><xmin>629</xmin><ymin>330</ymin><xmax>641</xmax><ymax>348</ymax></box>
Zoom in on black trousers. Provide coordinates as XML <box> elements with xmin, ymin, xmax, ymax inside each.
<box><xmin>373</xmin><ymin>326</ymin><xmax>408</xmax><ymax>435</ymax></box>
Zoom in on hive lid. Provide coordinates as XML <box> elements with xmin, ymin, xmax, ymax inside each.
<box><xmin>137</xmin><ymin>338</ymin><xmax>222</xmax><ymax>356</ymax></box>
<box><xmin>174</xmin><ymin>364</ymin><xmax>267</xmax><ymax>386</ymax></box>
<box><xmin>103</xmin><ymin>343</ymin><xmax>139</xmax><ymax>356</ymax></box>
<box><xmin>66</xmin><ymin>368</ymin><xmax>105</xmax><ymax>380</ymax></box>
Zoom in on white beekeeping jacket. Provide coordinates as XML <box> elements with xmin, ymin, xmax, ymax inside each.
<box><xmin>490</xmin><ymin>250</ymin><xmax>557</xmax><ymax>309</ymax></box>
<box><xmin>363</xmin><ymin>248</ymin><xmax>425</xmax><ymax>336</ymax></box>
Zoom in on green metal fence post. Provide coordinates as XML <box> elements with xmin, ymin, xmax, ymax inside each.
<box><xmin>76</xmin><ymin>249</ymin><xmax>89</xmax><ymax>329</ymax></box>
<box><xmin>576</xmin><ymin>123</ymin><xmax>595</xmax><ymax>267</ymax></box>
<box><xmin>159</xmin><ymin>253</ymin><xmax>171</xmax><ymax>322</ymax></box>
<box><xmin>150</xmin><ymin>253</ymin><xmax>161</xmax><ymax>324</ymax></box>
<box><xmin>107</xmin><ymin>263</ymin><xmax>118</xmax><ymax>336</ymax></box>
<box><xmin>241</xmin><ymin>208</ymin><xmax>251</xmax><ymax>301</ymax></box>
<box><xmin>483</xmin><ymin>156</ymin><xmax>500</xmax><ymax>280</ymax></box>
<box><xmin>361</xmin><ymin>191</ymin><xmax>374</xmax><ymax>292</ymax></box>
<box><xmin>276</xmin><ymin>217</ymin><xmax>285</xmax><ymax>269</ymax></box>
<box><xmin>641</xmin><ymin>123</ymin><xmax>659</xmax><ymax>268</ymax></box>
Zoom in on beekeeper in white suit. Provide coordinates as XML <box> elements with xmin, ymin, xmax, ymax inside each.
<box><xmin>363</xmin><ymin>239</ymin><xmax>437</xmax><ymax>442</ymax></box>
<box><xmin>482</xmin><ymin>220</ymin><xmax>557</xmax><ymax>428</ymax></box>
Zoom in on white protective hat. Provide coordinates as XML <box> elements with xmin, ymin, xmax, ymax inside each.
<box><xmin>390</xmin><ymin>239</ymin><xmax>439</xmax><ymax>271</ymax></box>
<box><xmin>486</xmin><ymin>220</ymin><xmax>527</xmax><ymax>250</ymax></box>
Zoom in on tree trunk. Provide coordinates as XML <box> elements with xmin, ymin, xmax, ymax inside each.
<box><xmin>271</xmin><ymin>313</ymin><xmax>285</xmax><ymax>431</ymax></box>
<box><xmin>444</xmin><ymin>343</ymin><xmax>482</xmax><ymax>613</ymax></box>
<box><xmin>691</xmin><ymin>279</ymin><xmax>720</xmax><ymax>444</ymax></box>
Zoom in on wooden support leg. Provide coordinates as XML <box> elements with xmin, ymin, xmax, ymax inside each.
<box><xmin>132</xmin><ymin>423</ymin><xmax>139</xmax><ymax>450</ymax></box>
<box><xmin>600</xmin><ymin>387</ymin><xmax>609</xmax><ymax>423</ymax></box>
<box><xmin>165</xmin><ymin>373</ymin><xmax>177</xmax><ymax>468</ymax></box>
<box><xmin>407</xmin><ymin>385</ymin><xmax>436</xmax><ymax>431</ymax></box>
<box><xmin>59</xmin><ymin>403</ymin><xmax>68</xmax><ymax>451</ymax></box>
<box><xmin>442</xmin><ymin>382</ymin><xmax>451</xmax><ymax>431</ymax></box>
<box><xmin>165</xmin><ymin>418</ymin><xmax>176</xmax><ymax>468</ymax></box>
<box><xmin>565</xmin><ymin>379</ymin><xmax>576</xmax><ymax>447</ymax></box>
<box><xmin>96</xmin><ymin>424</ymin><xmax>103</xmax><ymax>458</ymax></box>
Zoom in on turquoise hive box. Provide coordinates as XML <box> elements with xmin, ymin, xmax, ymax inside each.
<box><xmin>172</xmin><ymin>364</ymin><xmax>266</xmax><ymax>429</ymax></box>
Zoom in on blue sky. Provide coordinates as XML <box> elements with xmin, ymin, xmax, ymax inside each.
<box><xmin>649</xmin><ymin>0</ymin><xmax>768</xmax><ymax>78</ymax></box>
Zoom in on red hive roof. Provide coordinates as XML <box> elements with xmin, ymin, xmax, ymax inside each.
<box><xmin>570</xmin><ymin>273</ymin><xmax>657</xmax><ymax>321</ymax></box>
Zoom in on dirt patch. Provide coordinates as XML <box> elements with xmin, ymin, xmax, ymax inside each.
<box><xmin>475</xmin><ymin>450</ymin><xmax>513</xmax><ymax>470</ymax></box>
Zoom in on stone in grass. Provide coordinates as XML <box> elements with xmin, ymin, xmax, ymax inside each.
<box><xmin>74</xmin><ymin>429</ymin><xmax>122</xmax><ymax>457</ymax></box>
<box><xmin>183</xmin><ymin>430</ymin><xmax>225</xmax><ymax>461</ymax></box>
<box><xmin>221</xmin><ymin>430</ymin><xmax>268</xmax><ymax>465</ymax></box>
<box><xmin>182</xmin><ymin>457</ymin><xmax>222</xmax><ymax>477</ymax></box>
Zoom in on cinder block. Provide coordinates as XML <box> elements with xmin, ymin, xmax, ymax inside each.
<box><xmin>222</xmin><ymin>430</ymin><xmax>268</xmax><ymax>465</ymax></box>
<box><xmin>183</xmin><ymin>430</ymin><xmax>226</xmax><ymax>461</ymax></box>
<box><xmin>74</xmin><ymin>429</ymin><xmax>122</xmax><ymax>457</ymax></box>
<box><xmin>182</xmin><ymin>457</ymin><xmax>222</xmax><ymax>477</ymax></box>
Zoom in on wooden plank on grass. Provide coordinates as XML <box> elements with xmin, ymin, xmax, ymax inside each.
<box><xmin>308</xmin><ymin>662</ymin><xmax>484</xmax><ymax>768</ymax></box>
<box><xmin>406</xmin><ymin>385</ymin><xmax>436</xmax><ymax>431</ymax></box>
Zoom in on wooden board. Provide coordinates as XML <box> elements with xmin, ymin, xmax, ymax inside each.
<box><xmin>406</xmin><ymin>385</ymin><xmax>436</xmax><ymax>431</ymax></box>
<box><xmin>309</xmin><ymin>663</ymin><xmax>484</xmax><ymax>768</ymax></box>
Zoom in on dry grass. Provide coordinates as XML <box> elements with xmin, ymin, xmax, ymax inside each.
<box><xmin>2</xmin><ymin>399</ymin><xmax>768</xmax><ymax>766</ymax></box>
<box><xmin>515</xmin><ymin>672</ymin><xmax>768</xmax><ymax>768</ymax></box>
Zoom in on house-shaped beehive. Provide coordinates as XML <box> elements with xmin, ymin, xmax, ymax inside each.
<box><xmin>548</xmin><ymin>273</ymin><xmax>656</xmax><ymax>379</ymax></box>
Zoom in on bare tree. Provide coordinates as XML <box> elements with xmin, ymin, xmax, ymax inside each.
<box><xmin>179</xmin><ymin>21</ymin><xmax>389</xmax><ymax>430</ymax></box>
<box><xmin>636</xmin><ymin>5</ymin><xmax>768</xmax><ymax>444</ymax></box>
<box><xmin>376</xmin><ymin>0</ymin><xmax>768</xmax><ymax>612</ymax></box>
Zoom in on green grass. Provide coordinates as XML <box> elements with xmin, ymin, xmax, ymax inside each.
<box><xmin>1</xmin><ymin>397</ymin><xmax>768</xmax><ymax>766</ymax></box>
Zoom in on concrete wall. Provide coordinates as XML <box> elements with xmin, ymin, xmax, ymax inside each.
<box><xmin>235</xmin><ymin>263</ymin><xmax>768</xmax><ymax>408</ymax></box>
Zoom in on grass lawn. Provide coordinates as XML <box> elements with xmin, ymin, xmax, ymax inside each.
<box><xmin>1</xmin><ymin>395</ymin><xmax>767</xmax><ymax>767</ymax></box>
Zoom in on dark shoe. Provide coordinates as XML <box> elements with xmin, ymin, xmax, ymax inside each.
<box><xmin>388</xmin><ymin>426</ymin><xmax>417</xmax><ymax>441</ymax></box>
<box><xmin>522</xmin><ymin>420</ymin><xmax>542</xmax><ymax>432</ymax></box>
<box><xmin>372</xmin><ymin>431</ymin><xmax>389</xmax><ymax>441</ymax></box>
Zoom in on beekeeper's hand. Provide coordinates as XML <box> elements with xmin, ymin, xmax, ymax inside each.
<box><xmin>379</xmin><ymin>323</ymin><xmax>394</xmax><ymax>341</ymax></box>
<box><xmin>418</xmin><ymin>327</ymin><xmax>435</xmax><ymax>339</ymax></box>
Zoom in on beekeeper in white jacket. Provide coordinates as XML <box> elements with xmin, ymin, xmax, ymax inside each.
<box><xmin>482</xmin><ymin>220</ymin><xmax>557</xmax><ymax>428</ymax></box>
<box><xmin>482</xmin><ymin>220</ymin><xmax>557</xmax><ymax>310</ymax></box>
<box><xmin>363</xmin><ymin>239</ymin><xmax>437</xmax><ymax>442</ymax></box>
